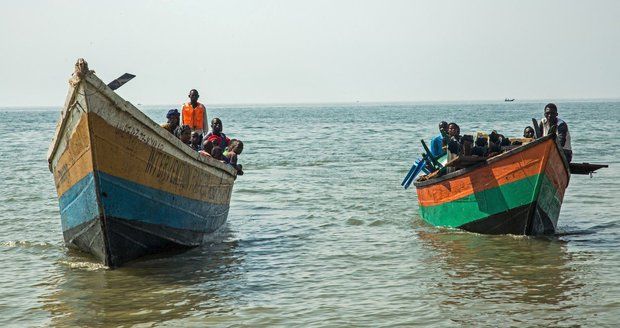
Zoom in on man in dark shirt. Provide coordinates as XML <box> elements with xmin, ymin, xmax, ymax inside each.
<box><xmin>430</xmin><ymin>121</ymin><xmax>448</xmax><ymax>157</ymax></box>
<box><xmin>161</xmin><ymin>109</ymin><xmax>181</xmax><ymax>137</ymax></box>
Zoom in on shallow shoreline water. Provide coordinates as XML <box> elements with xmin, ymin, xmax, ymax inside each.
<box><xmin>1</xmin><ymin>101</ymin><xmax>619</xmax><ymax>326</ymax></box>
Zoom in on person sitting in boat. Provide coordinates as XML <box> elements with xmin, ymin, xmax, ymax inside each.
<box><xmin>211</xmin><ymin>145</ymin><xmax>224</xmax><ymax>161</ymax></box>
<box><xmin>225</xmin><ymin>139</ymin><xmax>244</xmax><ymax>175</ymax></box>
<box><xmin>460</xmin><ymin>134</ymin><xmax>474</xmax><ymax>156</ymax></box>
<box><xmin>487</xmin><ymin>130</ymin><xmax>503</xmax><ymax>157</ymax></box>
<box><xmin>190</xmin><ymin>131</ymin><xmax>203</xmax><ymax>151</ymax></box>
<box><xmin>430</xmin><ymin>121</ymin><xmax>448</xmax><ymax>157</ymax></box>
<box><xmin>540</xmin><ymin>103</ymin><xmax>572</xmax><ymax>162</ymax></box>
<box><xmin>199</xmin><ymin>139</ymin><xmax>214</xmax><ymax>157</ymax></box>
<box><xmin>179</xmin><ymin>125</ymin><xmax>192</xmax><ymax>146</ymax></box>
<box><xmin>523</xmin><ymin>126</ymin><xmax>535</xmax><ymax>138</ymax></box>
<box><xmin>181</xmin><ymin>89</ymin><xmax>208</xmax><ymax>135</ymax></box>
<box><xmin>161</xmin><ymin>109</ymin><xmax>181</xmax><ymax>137</ymax></box>
<box><xmin>205</xmin><ymin>118</ymin><xmax>231</xmax><ymax>149</ymax></box>
<box><xmin>471</xmin><ymin>136</ymin><xmax>488</xmax><ymax>157</ymax></box>
<box><xmin>500</xmin><ymin>134</ymin><xmax>511</xmax><ymax>147</ymax></box>
<box><xmin>446</xmin><ymin>122</ymin><xmax>461</xmax><ymax>155</ymax></box>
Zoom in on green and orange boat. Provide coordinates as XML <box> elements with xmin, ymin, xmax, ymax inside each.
<box><xmin>409</xmin><ymin>135</ymin><xmax>605</xmax><ymax>235</ymax></box>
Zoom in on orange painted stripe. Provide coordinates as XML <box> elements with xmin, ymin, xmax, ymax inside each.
<box><xmin>416</xmin><ymin>139</ymin><xmax>554</xmax><ymax>207</ymax></box>
<box><xmin>53</xmin><ymin>113</ymin><xmax>95</xmax><ymax>197</ymax></box>
<box><xmin>543</xmin><ymin>147</ymin><xmax>569</xmax><ymax>202</ymax></box>
<box><xmin>88</xmin><ymin>113</ymin><xmax>234</xmax><ymax>205</ymax></box>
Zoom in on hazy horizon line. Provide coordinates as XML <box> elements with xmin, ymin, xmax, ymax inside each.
<box><xmin>2</xmin><ymin>96</ymin><xmax>619</xmax><ymax>110</ymax></box>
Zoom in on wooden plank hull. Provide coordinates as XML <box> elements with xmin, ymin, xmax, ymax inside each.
<box><xmin>48</xmin><ymin>64</ymin><xmax>236</xmax><ymax>268</ymax></box>
<box><xmin>414</xmin><ymin>136</ymin><xmax>570</xmax><ymax>235</ymax></box>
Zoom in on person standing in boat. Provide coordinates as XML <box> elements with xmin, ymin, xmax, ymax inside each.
<box><xmin>161</xmin><ymin>109</ymin><xmax>181</xmax><ymax>137</ymax></box>
<box><xmin>430</xmin><ymin>121</ymin><xmax>448</xmax><ymax>157</ymax></box>
<box><xmin>446</xmin><ymin>122</ymin><xmax>461</xmax><ymax>154</ymax></box>
<box><xmin>182</xmin><ymin>89</ymin><xmax>208</xmax><ymax>135</ymax></box>
<box><xmin>540</xmin><ymin>103</ymin><xmax>572</xmax><ymax>162</ymax></box>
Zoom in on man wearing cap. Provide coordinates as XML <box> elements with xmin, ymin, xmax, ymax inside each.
<box><xmin>181</xmin><ymin>89</ymin><xmax>208</xmax><ymax>135</ymax></box>
<box><xmin>161</xmin><ymin>108</ymin><xmax>181</xmax><ymax>137</ymax></box>
<box><xmin>540</xmin><ymin>103</ymin><xmax>572</xmax><ymax>162</ymax></box>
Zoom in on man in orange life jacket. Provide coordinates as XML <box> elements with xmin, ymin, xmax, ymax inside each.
<box><xmin>182</xmin><ymin>89</ymin><xmax>208</xmax><ymax>135</ymax></box>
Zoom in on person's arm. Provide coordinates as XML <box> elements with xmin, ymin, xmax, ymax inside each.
<box><xmin>180</xmin><ymin>104</ymin><xmax>184</xmax><ymax>127</ymax></box>
<box><xmin>203</xmin><ymin>106</ymin><xmax>208</xmax><ymax>134</ymax></box>
<box><xmin>557</xmin><ymin>123</ymin><xmax>568</xmax><ymax>147</ymax></box>
<box><xmin>430</xmin><ymin>136</ymin><xmax>441</xmax><ymax>156</ymax></box>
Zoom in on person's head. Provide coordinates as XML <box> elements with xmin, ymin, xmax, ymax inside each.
<box><xmin>461</xmin><ymin>134</ymin><xmax>474</xmax><ymax>145</ymax></box>
<box><xmin>211</xmin><ymin>117</ymin><xmax>223</xmax><ymax>134</ymax></box>
<box><xmin>544</xmin><ymin>103</ymin><xmax>558</xmax><ymax>124</ymax></box>
<box><xmin>447</xmin><ymin>123</ymin><xmax>460</xmax><ymax>137</ymax></box>
<box><xmin>439</xmin><ymin>121</ymin><xmax>448</xmax><ymax>135</ymax></box>
<box><xmin>523</xmin><ymin>126</ymin><xmax>535</xmax><ymax>138</ymax></box>
<box><xmin>229</xmin><ymin>139</ymin><xmax>244</xmax><ymax>155</ymax></box>
<box><xmin>202</xmin><ymin>139</ymin><xmax>214</xmax><ymax>154</ymax></box>
<box><xmin>179</xmin><ymin>125</ymin><xmax>191</xmax><ymax>143</ymax></box>
<box><xmin>189</xmin><ymin>89</ymin><xmax>199</xmax><ymax>104</ymax></box>
<box><xmin>166</xmin><ymin>109</ymin><xmax>180</xmax><ymax>127</ymax></box>
<box><xmin>488</xmin><ymin>130</ymin><xmax>499</xmax><ymax>144</ymax></box>
<box><xmin>211</xmin><ymin>146</ymin><xmax>223</xmax><ymax>160</ymax></box>
<box><xmin>191</xmin><ymin>131</ymin><xmax>202</xmax><ymax>145</ymax></box>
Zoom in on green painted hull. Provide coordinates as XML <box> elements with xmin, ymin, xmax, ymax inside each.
<box><xmin>418</xmin><ymin>171</ymin><xmax>563</xmax><ymax>235</ymax></box>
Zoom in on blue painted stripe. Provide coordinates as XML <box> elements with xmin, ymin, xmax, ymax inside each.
<box><xmin>97</xmin><ymin>171</ymin><xmax>229</xmax><ymax>233</ymax></box>
<box><xmin>58</xmin><ymin>172</ymin><xmax>101</xmax><ymax>231</ymax></box>
<box><xmin>58</xmin><ymin>171</ymin><xmax>230</xmax><ymax>233</ymax></box>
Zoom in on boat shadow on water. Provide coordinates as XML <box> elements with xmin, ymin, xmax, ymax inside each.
<box><xmin>40</xmin><ymin>225</ymin><xmax>245</xmax><ymax>326</ymax></box>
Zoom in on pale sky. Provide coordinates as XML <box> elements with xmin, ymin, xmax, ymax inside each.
<box><xmin>1</xmin><ymin>0</ymin><xmax>619</xmax><ymax>106</ymax></box>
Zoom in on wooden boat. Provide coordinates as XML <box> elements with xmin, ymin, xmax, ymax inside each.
<box><xmin>47</xmin><ymin>59</ymin><xmax>237</xmax><ymax>268</ymax></box>
<box><xmin>413</xmin><ymin>135</ymin><xmax>570</xmax><ymax>235</ymax></box>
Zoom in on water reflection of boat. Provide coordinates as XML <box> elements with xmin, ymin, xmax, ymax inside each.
<box><xmin>416</xmin><ymin>229</ymin><xmax>583</xmax><ymax>307</ymax></box>
<box><xmin>40</xmin><ymin>229</ymin><xmax>242</xmax><ymax>326</ymax></box>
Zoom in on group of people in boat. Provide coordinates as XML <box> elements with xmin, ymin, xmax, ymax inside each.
<box><xmin>429</xmin><ymin>103</ymin><xmax>572</xmax><ymax>162</ymax></box>
<box><xmin>160</xmin><ymin>89</ymin><xmax>244</xmax><ymax>175</ymax></box>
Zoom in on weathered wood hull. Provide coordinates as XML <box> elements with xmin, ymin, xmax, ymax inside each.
<box><xmin>414</xmin><ymin>136</ymin><xmax>570</xmax><ymax>235</ymax></box>
<box><xmin>48</xmin><ymin>65</ymin><xmax>236</xmax><ymax>268</ymax></box>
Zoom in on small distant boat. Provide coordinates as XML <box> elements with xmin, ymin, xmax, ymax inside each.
<box><xmin>504</xmin><ymin>98</ymin><xmax>515</xmax><ymax>102</ymax></box>
<box><xmin>47</xmin><ymin>59</ymin><xmax>237</xmax><ymax>268</ymax></box>
<box><xmin>414</xmin><ymin>136</ymin><xmax>568</xmax><ymax>235</ymax></box>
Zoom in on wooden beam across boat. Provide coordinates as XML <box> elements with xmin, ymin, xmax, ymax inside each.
<box><xmin>444</xmin><ymin>155</ymin><xmax>487</xmax><ymax>169</ymax></box>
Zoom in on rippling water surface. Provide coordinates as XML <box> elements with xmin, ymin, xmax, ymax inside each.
<box><xmin>0</xmin><ymin>101</ymin><xmax>619</xmax><ymax>326</ymax></box>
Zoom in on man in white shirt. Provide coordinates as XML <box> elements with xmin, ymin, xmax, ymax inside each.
<box><xmin>540</xmin><ymin>103</ymin><xmax>572</xmax><ymax>162</ymax></box>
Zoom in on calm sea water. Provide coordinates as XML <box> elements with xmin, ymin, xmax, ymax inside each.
<box><xmin>0</xmin><ymin>101</ymin><xmax>619</xmax><ymax>326</ymax></box>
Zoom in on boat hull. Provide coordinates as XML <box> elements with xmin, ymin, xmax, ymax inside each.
<box><xmin>48</xmin><ymin>65</ymin><xmax>236</xmax><ymax>268</ymax></box>
<box><xmin>414</xmin><ymin>137</ymin><xmax>569</xmax><ymax>235</ymax></box>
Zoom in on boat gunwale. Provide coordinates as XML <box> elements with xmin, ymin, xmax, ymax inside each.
<box><xmin>413</xmin><ymin>134</ymin><xmax>570</xmax><ymax>188</ymax></box>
